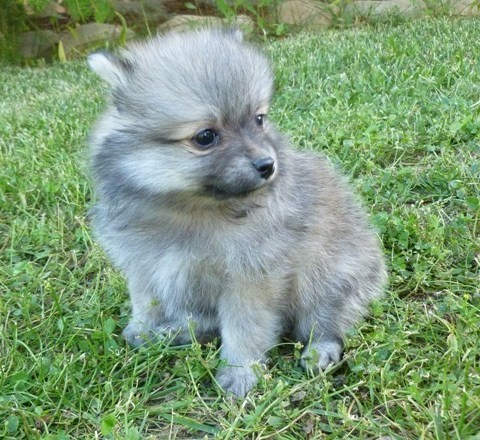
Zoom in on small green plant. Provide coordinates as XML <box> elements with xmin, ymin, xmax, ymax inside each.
<box><xmin>63</xmin><ymin>0</ymin><xmax>115</xmax><ymax>23</ymax></box>
<box><xmin>26</xmin><ymin>0</ymin><xmax>51</xmax><ymax>13</ymax></box>
<box><xmin>0</xmin><ymin>0</ymin><xmax>28</xmax><ymax>62</ymax></box>
<box><xmin>423</xmin><ymin>0</ymin><xmax>453</xmax><ymax>16</ymax></box>
<box><xmin>207</xmin><ymin>0</ymin><xmax>287</xmax><ymax>36</ymax></box>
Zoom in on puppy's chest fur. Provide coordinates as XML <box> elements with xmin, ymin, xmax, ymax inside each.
<box><xmin>141</xmin><ymin>201</ymin><xmax>300</xmax><ymax>277</ymax></box>
<box><xmin>98</xmin><ymin>187</ymin><xmax>307</xmax><ymax>316</ymax></box>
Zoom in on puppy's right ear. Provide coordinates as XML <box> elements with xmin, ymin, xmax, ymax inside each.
<box><xmin>87</xmin><ymin>51</ymin><xmax>131</xmax><ymax>87</ymax></box>
<box><xmin>227</xmin><ymin>28</ymin><xmax>244</xmax><ymax>43</ymax></box>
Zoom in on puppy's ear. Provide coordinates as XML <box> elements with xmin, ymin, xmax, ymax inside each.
<box><xmin>87</xmin><ymin>51</ymin><xmax>132</xmax><ymax>87</ymax></box>
<box><xmin>226</xmin><ymin>28</ymin><xmax>244</xmax><ymax>43</ymax></box>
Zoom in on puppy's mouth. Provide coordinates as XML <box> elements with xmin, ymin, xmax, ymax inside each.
<box><xmin>203</xmin><ymin>185</ymin><xmax>258</xmax><ymax>200</ymax></box>
<box><xmin>203</xmin><ymin>180</ymin><xmax>272</xmax><ymax>200</ymax></box>
<box><xmin>201</xmin><ymin>157</ymin><xmax>278</xmax><ymax>200</ymax></box>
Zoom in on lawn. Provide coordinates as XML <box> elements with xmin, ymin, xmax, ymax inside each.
<box><xmin>1</xmin><ymin>17</ymin><xmax>479</xmax><ymax>439</ymax></box>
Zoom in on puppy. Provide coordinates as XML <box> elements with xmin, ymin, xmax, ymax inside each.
<box><xmin>87</xmin><ymin>28</ymin><xmax>386</xmax><ymax>397</ymax></box>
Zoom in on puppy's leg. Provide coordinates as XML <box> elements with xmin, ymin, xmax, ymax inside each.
<box><xmin>295</xmin><ymin>253</ymin><xmax>385</xmax><ymax>373</ymax></box>
<box><xmin>122</xmin><ymin>275</ymin><xmax>168</xmax><ymax>347</ymax></box>
<box><xmin>122</xmin><ymin>272</ymin><xmax>219</xmax><ymax>347</ymax></box>
<box><xmin>294</xmin><ymin>282</ymin><xmax>347</xmax><ymax>373</ymax></box>
<box><xmin>298</xmin><ymin>323</ymin><xmax>344</xmax><ymax>373</ymax></box>
<box><xmin>121</xmin><ymin>269</ymin><xmax>189</xmax><ymax>346</ymax></box>
<box><xmin>215</xmin><ymin>281</ymin><xmax>283</xmax><ymax>397</ymax></box>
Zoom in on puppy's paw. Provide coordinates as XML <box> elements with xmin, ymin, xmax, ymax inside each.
<box><xmin>300</xmin><ymin>340</ymin><xmax>342</xmax><ymax>373</ymax></box>
<box><xmin>216</xmin><ymin>365</ymin><xmax>259</xmax><ymax>397</ymax></box>
<box><xmin>122</xmin><ymin>321</ymin><xmax>184</xmax><ymax>347</ymax></box>
<box><xmin>122</xmin><ymin>321</ymin><xmax>152</xmax><ymax>347</ymax></box>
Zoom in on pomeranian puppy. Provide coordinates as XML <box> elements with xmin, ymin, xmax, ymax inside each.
<box><xmin>87</xmin><ymin>28</ymin><xmax>386</xmax><ymax>397</ymax></box>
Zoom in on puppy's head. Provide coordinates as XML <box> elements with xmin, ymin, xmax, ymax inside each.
<box><xmin>88</xmin><ymin>29</ymin><xmax>279</xmax><ymax>201</ymax></box>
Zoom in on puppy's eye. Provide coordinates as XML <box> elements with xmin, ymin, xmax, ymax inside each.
<box><xmin>193</xmin><ymin>129</ymin><xmax>218</xmax><ymax>148</ymax></box>
<box><xmin>255</xmin><ymin>114</ymin><xmax>266</xmax><ymax>127</ymax></box>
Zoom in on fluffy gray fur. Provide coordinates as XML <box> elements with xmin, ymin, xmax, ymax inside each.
<box><xmin>87</xmin><ymin>28</ymin><xmax>386</xmax><ymax>397</ymax></box>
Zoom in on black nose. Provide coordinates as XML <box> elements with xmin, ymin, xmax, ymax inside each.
<box><xmin>252</xmin><ymin>156</ymin><xmax>275</xmax><ymax>179</ymax></box>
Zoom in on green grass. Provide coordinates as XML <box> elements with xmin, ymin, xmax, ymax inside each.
<box><xmin>1</xmin><ymin>17</ymin><xmax>479</xmax><ymax>439</ymax></box>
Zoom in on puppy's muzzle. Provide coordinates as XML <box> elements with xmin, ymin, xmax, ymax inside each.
<box><xmin>253</xmin><ymin>156</ymin><xmax>275</xmax><ymax>180</ymax></box>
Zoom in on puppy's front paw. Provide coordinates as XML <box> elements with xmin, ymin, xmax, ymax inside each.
<box><xmin>300</xmin><ymin>340</ymin><xmax>343</xmax><ymax>373</ymax></box>
<box><xmin>122</xmin><ymin>321</ymin><xmax>184</xmax><ymax>347</ymax></box>
<box><xmin>122</xmin><ymin>321</ymin><xmax>151</xmax><ymax>347</ymax></box>
<box><xmin>216</xmin><ymin>365</ymin><xmax>259</xmax><ymax>397</ymax></box>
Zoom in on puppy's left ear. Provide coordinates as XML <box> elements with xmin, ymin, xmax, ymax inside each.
<box><xmin>87</xmin><ymin>51</ymin><xmax>132</xmax><ymax>87</ymax></box>
<box><xmin>226</xmin><ymin>28</ymin><xmax>244</xmax><ymax>43</ymax></box>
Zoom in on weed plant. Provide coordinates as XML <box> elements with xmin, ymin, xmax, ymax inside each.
<box><xmin>1</xmin><ymin>17</ymin><xmax>479</xmax><ymax>439</ymax></box>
